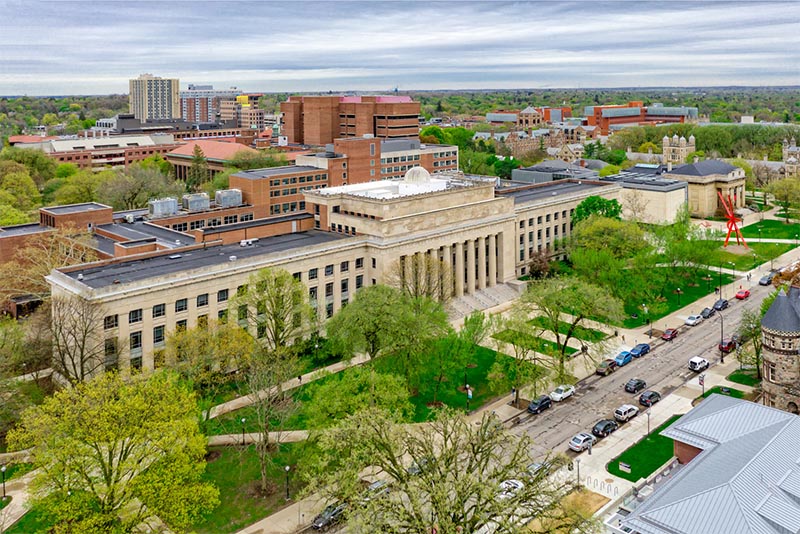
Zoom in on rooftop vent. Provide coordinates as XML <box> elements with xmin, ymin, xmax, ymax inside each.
<box><xmin>77</xmin><ymin>273</ymin><xmax>84</xmax><ymax>280</ymax></box>
<box><xmin>229</xmin><ymin>255</ymin><xmax>237</xmax><ymax>262</ymax></box>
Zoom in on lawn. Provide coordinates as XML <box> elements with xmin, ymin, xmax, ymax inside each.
<box><xmin>701</xmin><ymin>385</ymin><xmax>746</xmax><ymax>400</ymax></box>
<box><xmin>726</xmin><ymin>369</ymin><xmax>761</xmax><ymax>387</ymax></box>
<box><xmin>493</xmin><ymin>329</ymin><xmax>578</xmax><ymax>357</ymax></box>
<box><xmin>606</xmin><ymin>415</ymin><xmax>681</xmax><ymax>483</ymax></box>
<box><xmin>4</xmin><ymin>506</ymin><xmax>52</xmax><ymax>534</ymax></box>
<box><xmin>711</xmin><ymin>242</ymin><xmax>795</xmax><ymax>270</ymax></box>
<box><xmin>529</xmin><ymin>316</ymin><xmax>608</xmax><ymax>343</ymax></box>
<box><xmin>193</xmin><ymin>443</ymin><xmax>306</xmax><ymax>534</ymax></box>
<box><xmin>741</xmin><ymin>219</ymin><xmax>800</xmax><ymax>240</ymax></box>
<box><xmin>3</xmin><ymin>462</ymin><xmax>34</xmax><ymax>481</ymax></box>
<box><xmin>0</xmin><ymin>497</ymin><xmax>8</xmax><ymax>511</ymax></box>
<box><xmin>621</xmin><ymin>268</ymin><xmax>734</xmax><ymax>329</ymax></box>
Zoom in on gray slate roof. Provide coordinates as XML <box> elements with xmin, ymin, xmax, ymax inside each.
<box><xmin>622</xmin><ymin>396</ymin><xmax>800</xmax><ymax>534</ymax></box>
<box><xmin>669</xmin><ymin>159</ymin><xmax>738</xmax><ymax>177</ymax></box>
<box><xmin>762</xmin><ymin>286</ymin><xmax>800</xmax><ymax>333</ymax></box>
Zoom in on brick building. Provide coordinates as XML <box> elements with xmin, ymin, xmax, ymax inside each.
<box><xmin>165</xmin><ymin>139</ymin><xmax>260</xmax><ymax>181</ymax></box>
<box><xmin>584</xmin><ymin>101</ymin><xmax>698</xmax><ymax>135</ymax></box>
<box><xmin>280</xmin><ymin>95</ymin><xmax>420</xmax><ymax>145</ymax></box>
<box><xmin>179</xmin><ymin>84</ymin><xmax>239</xmax><ymax>123</ymax></box>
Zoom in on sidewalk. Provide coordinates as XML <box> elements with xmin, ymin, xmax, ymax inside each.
<box><xmin>0</xmin><ymin>471</ymin><xmax>35</xmax><ymax>531</ymax></box>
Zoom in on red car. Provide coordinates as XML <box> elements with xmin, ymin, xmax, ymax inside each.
<box><xmin>661</xmin><ymin>328</ymin><xmax>678</xmax><ymax>341</ymax></box>
<box><xmin>735</xmin><ymin>289</ymin><xmax>751</xmax><ymax>300</ymax></box>
<box><xmin>719</xmin><ymin>339</ymin><xmax>737</xmax><ymax>353</ymax></box>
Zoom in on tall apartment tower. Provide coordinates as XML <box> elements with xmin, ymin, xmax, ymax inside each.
<box><xmin>129</xmin><ymin>74</ymin><xmax>181</xmax><ymax>120</ymax></box>
<box><xmin>180</xmin><ymin>84</ymin><xmax>239</xmax><ymax>123</ymax></box>
<box><xmin>280</xmin><ymin>95</ymin><xmax>420</xmax><ymax>145</ymax></box>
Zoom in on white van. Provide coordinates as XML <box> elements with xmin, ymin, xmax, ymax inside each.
<box><xmin>689</xmin><ymin>356</ymin><xmax>709</xmax><ymax>372</ymax></box>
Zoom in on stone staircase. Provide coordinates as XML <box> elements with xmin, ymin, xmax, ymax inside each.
<box><xmin>447</xmin><ymin>282</ymin><xmax>524</xmax><ymax>320</ymax></box>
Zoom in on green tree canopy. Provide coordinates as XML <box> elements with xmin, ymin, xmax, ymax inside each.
<box><xmin>571</xmin><ymin>215</ymin><xmax>648</xmax><ymax>259</ymax></box>
<box><xmin>598</xmin><ymin>164</ymin><xmax>621</xmax><ymax>177</ymax></box>
<box><xmin>572</xmin><ymin>195</ymin><xmax>622</xmax><ymax>224</ymax></box>
<box><xmin>8</xmin><ymin>372</ymin><xmax>219</xmax><ymax>533</ymax></box>
<box><xmin>0</xmin><ymin>146</ymin><xmax>57</xmax><ymax>186</ymax></box>
<box><xmin>1</xmin><ymin>169</ymin><xmax>41</xmax><ymax>211</ymax></box>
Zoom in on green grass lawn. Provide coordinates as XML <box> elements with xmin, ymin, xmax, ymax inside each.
<box><xmin>606</xmin><ymin>415</ymin><xmax>681</xmax><ymax>483</ymax></box>
<box><xmin>0</xmin><ymin>497</ymin><xmax>9</xmax><ymax>511</ymax></box>
<box><xmin>3</xmin><ymin>462</ymin><xmax>34</xmax><ymax>481</ymax></box>
<box><xmin>529</xmin><ymin>316</ymin><xmax>608</xmax><ymax>343</ymax></box>
<box><xmin>726</xmin><ymin>370</ymin><xmax>761</xmax><ymax>387</ymax></box>
<box><xmin>701</xmin><ymin>385</ymin><xmax>746</xmax><ymax>400</ymax></box>
<box><xmin>741</xmin><ymin>219</ymin><xmax>800</xmax><ymax>240</ymax></box>
<box><xmin>192</xmin><ymin>444</ymin><xmax>306</xmax><ymax>534</ymax></box>
<box><xmin>711</xmin><ymin>242</ymin><xmax>795</xmax><ymax>270</ymax></box>
<box><xmin>493</xmin><ymin>329</ymin><xmax>578</xmax><ymax>357</ymax></box>
<box><xmin>621</xmin><ymin>269</ymin><xmax>734</xmax><ymax>329</ymax></box>
<box><xmin>4</xmin><ymin>505</ymin><xmax>52</xmax><ymax>534</ymax></box>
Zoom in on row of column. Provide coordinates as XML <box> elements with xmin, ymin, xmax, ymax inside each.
<box><xmin>448</xmin><ymin>233</ymin><xmax>500</xmax><ymax>297</ymax></box>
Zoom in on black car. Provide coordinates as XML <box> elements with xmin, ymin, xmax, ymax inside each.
<box><xmin>592</xmin><ymin>419</ymin><xmax>619</xmax><ymax>438</ymax></box>
<box><xmin>639</xmin><ymin>390</ymin><xmax>661</xmax><ymax>407</ymax></box>
<box><xmin>713</xmin><ymin>298</ymin><xmax>729</xmax><ymax>311</ymax></box>
<box><xmin>759</xmin><ymin>272</ymin><xmax>776</xmax><ymax>286</ymax></box>
<box><xmin>527</xmin><ymin>395</ymin><xmax>552</xmax><ymax>414</ymax></box>
<box><xmin>312</xmin><ymin>502</ymin><xmax>348</xmax><ymax>530</ymax></box>
<box><xmin>701</xmin><ymin>307</ymin><xmax>716</xmax><ymax>319</ymax></box>
<box><xmin>625</xmin><ymin>378</ymin><xmax>647</xmax><ymax>393</ymax></box>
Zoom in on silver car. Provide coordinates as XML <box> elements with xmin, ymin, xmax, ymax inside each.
<box><xmin>568</xmin><ymin>432</ymin><xmax>596</xmax><ymax>452</ymax></box>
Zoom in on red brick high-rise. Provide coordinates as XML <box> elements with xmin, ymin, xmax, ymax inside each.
<box><xmin>280</xmin><ymin>95</ymin><xmax>420</xmax><ymax>145</ymax></box>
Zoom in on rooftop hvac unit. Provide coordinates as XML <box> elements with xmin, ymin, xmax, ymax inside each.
<box><xmin>182</xmin><ymin>192</ymin><xmax>210</xmax><ymax>212</ymax></box>
<box><xmin>215</xmin><ymin>189</ymin><xmax>243</xmax><ymax>208</ymax></box>
<box><xmin>148</xmin><ymin>197</ymin><xmax>179</xmax><ymax>218</ymax></box>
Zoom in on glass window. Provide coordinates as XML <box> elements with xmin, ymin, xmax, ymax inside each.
<box><xmin>326</xmin><ymin>282</ymin><xmax>334</xmax><ymax>297</ymax></box>
<box><xmin>176</xmin><ymin>319</ymin><xmax>187</xmax><ymax>331</ymax></box>
<box><xmin>325</xmin><ymin>264</ymin><xmax>334</xmax><ymax>276</ymax></box>
<box><xmin>341</xmin><ymin>279</ymin><xmax>349</xmax><ymax>293</ymax></box>
<box><xmin>175</xmin><ymin>299</ymin><xmax>187</xmax><ymax>313</ymax></box>
<box><xmin>309</xmin><ymin>268</ymin><xmax>318</xmax><ymax>280</ymax></box>
<box><xmin>153</xmin><ymin>325</ymin><xmax>165</xmax><ymax>345</ymax></box>
<box><xmin>356</xmin><ymin>257</ymin><xmax>364</xmax><ymax>269</ymax></box>
<box><xmin>309</xmin><ymin>286</ymin><xmax>318</xmax><ymax>302</ymax></box>
<box><xmin>197</xmin><ymin>293</ymin><xmax>209</xmax><ymax>307</ymax></box>
<box><xmin>152</xmin><ymin>304</ymin><xmax>165</xmax><ymax>318</ymax></box>
<box><xmin>104</xmin><ymin>315</ymin><xmax>118</xmax><ymax>330</ymax></box>
<box><xmin>217</xmin><ymin>289</ymin><xmax>229</xmax><ymax>302</ymax></box>
<box><xmin>326</xmin><ymin>302</ymin><xmax>334</xmax><ymax>318</ymax></box>
<box><xmin>238</xmin><ymin>305</ymin><xmax>248</xmax><ymax>322</ymax></box>
<box><xmin>129</xmin><ymin>309</ymin><xmax>142</xmax><ymax>324</ymax></box>
<box><xmin>340</xmin><ymin>261</ymin><xmax>349</xmax><ymax>272</ymax></box>
<box><xmin>130</xmin><ymin>331</ymin><xmax>142</xmax><ymax>351</ymax></box>
<box><xmin>356</xmin><ymin>275</ymin><xmax>363</xmax><ymax>289</ymax></box>
<box><xmin>218</xmin><ymin>309</ymin><xmax>228</xmax><ymax>322</ymax></box>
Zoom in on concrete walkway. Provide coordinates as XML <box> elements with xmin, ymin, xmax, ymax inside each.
<box><xmin>0</xmin><ymin>471</ymin><xmax>35</xmax><ymax>531</ymax></box>
<box><xmin>208</xmin><ymin>430</ymin><xmax>310</xmax><ymax>448</ymax></box>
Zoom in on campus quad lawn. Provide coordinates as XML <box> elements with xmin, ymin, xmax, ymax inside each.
<box><xmin>621</xmin><ymin>269</ymin><xmax>734</xmax><ymax>329</ymax></box>
<box><xmin>726</xmin><ymin>369</ymin><xmax>761</xmax><ymax>387</ymax></box>
<box><xmin>701</xmin><ymin>385</ymin><xmax>746</xmax><ymax>400</ymax></box>
<box><xmin>4</xmin><ymin>506</ymin><xmax>52</xmax><ymax>534</ymax></box>
<box><xmin>606</xmin><ymin>415</ymin><xmax>681</xmax><ymax>483</ymax></box>
<box><xmin>193</xmin><ymin>443</ymin><xmax>306</xmax><ymax>534</ymax></box>
<box><xmin>493</xmin><ymin>329</ymin><xmax>579</xmax><ymax>357</ymax></box>
<box><xmin>529</xmin><ymin>316</ymin><xmax>608</xmax><ymax>343</ymax></box>
<box><xmin>711</xmin><ymin>242</ymin><xmax>795</xmax><ymax>271</ymax></box>
<box><xmin>740</xmin><ymin>219</ymin><xmax>800</xmax><ymax>240</ymax></box>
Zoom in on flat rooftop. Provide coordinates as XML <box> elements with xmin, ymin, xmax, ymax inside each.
<box><xmin>315</xmin><ymin>174</ymin><xmax>466</xmax><ymax>200</ymax></box>
<box><xmin>43</xmin><ymin>202</ymin><xmax>111</xmax><ymax>215</ymax></box>
<box><xmin>602</xmin><ymin>172</ymin><xmax>688</xmax><ymax>192</ymax></box>
<box><xmin>200</xmin><ymin>212</ymin><xmax>312</xmax><ymax>236</ymax></box>
<box><xmin>0</xmin><ymin>223</ymin><xmax>52</xmax><ymax>237</ymax></box>
<box><xmin>498</xmin><ymin>180</ymin><xmax>611</xmax><ymax>205</ymax></box>
<box><xmin>64</xmin><ymin>230</ymin><xmax>347</xmax><ymax>289</ymax></box>
<box><xmin>97</xmin><ymin>221</ymin><xmax>191</xmax><ymax>247</ymax></box>
<box><xmin>232</xmin><ymin>165</ymin><xmax>321</xmax><ymax>179</ymax></box>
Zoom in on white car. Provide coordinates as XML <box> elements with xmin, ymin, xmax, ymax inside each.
<box><xmin>568</xmin><ymin>432</ymin><xmax>596</xmax><ymax>452</ymax></box>
<box><xmin>498</xmin><ymin>479</ymin><xmax>525</xmax><ymax>500</ymax></box>
<box><xmin>614</xmin><ymin>404</ymin><xmax>640</xmax><ymax>422</ymax></box>
<box><xmin>685</xmin><ymin>315</ymin><xmax>703</xmax><ymax>326</ymax></box>
<box><xmin>549</xmin><ymin>385</ymin><xmax>575</xmax><ymax>402</ymax></box>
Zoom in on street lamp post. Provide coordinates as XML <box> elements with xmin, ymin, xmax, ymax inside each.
<box><xmin>284</xmin><ymin>465</ymin><xmax>291</xmax><ymax>501</ymax></box>
<box><xmin>677</xmin><ymin>288</ymin><xmax>682</xmax><ymax>306</ymax></box>
<box><xmin>759</xmin><ymin>228</ymin><xmax>762</xmax><ymax>243</ymax></box>
<box><xmin>1</xmin><ymin>464</ymin><xmax>6</xmax><ymax>500</ymax></box>
<box><xmin>646</xmin><ymin>409</ymin><xmax>651</xmax><ymax>436</ymax></box>
<box><xmin>719</xmin><ymin>312</ymin><xmax>725</xmax><ymax>364</ymax></box>
<box><xmin>642</xmin><ymin>304</ymin><xmax>650</xmax><ymax>338</ymax></box>
<box><xmin>795</xmin><ymin>234</ymin><xmax>798</xmax><ymax>247</ymax></box>
<box><xmin>241</xmin><ymin>417</ymin><xmax>246</xmax><ymax>446</ymax></box>
<box><xmin>576</xmin><ymin>458</ymin><xmax>581</xmax><ymax>488</ymax></box>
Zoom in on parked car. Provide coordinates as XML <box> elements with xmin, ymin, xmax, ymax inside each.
<box><xmin>527</xmin><ymin>461</ymin><xmax>553</xmax><ymax>479</ymax></box>
<box><xmin>596</xmin><ymin>359</ymin><xmax>618</xmax><ymax>376</ymax></box>
<box><xmin>639</xmin><ymin>390</ymin><xmax>661</xmax><ymax>407</ymax></box>
<box><xmin>759</xmin><ymin>272</ymin><xmax>776</xmax><ymax>286</ymax></box>
<box><xmin>625</xmin><ymin>378</ymin><xmax>647</xmax><ymax>393</ymax></box>
<box><xmin>527</xmin><ymin>395</ymin><xmax>552</xmax><ymax>414</ymax></box>
<box><xmin>689</xmin><ymin>356</ymin><xmax>710</xmax><ymax>372</ymax></box>
<box><xmin>713</xmin><ymin>298</ymin><xmax>729</xmax><ymax>311</ymax></box>
<box><xmin>685</xmin><ymin>314</ymin><xmax>703</xmax><ymax>326</ymax></box>
<box><xmin>614</xmin><ymin>404</ymin><xmax>640</xmax><ymax>422</ymax></box>
<box><xmin>550</xmin><ymin>385</ymin><xmax>575</xmax><ymax>402</ymax></box>
<box><xmin>592</xmin><ymin>419</ymin><xmax>619</xmax><ymax>438</ymax></box>
<box><xmin>701</xmin><ymin>307</ymin><xmax>716</xmax><ymax>319</ymax></box>
<box><xmin>361</xmin><ymin>480</ymin><xmax>390</xmax><ymax>503</ymax></box>
<box><xmin>735</xmin><ymin>289</ymin><xmax>751</xmax><ymax>300</ymax></box>
<box><xmin>661</xmin><ymin>328</ymin><xmax>678</xmax><ymax>341</ymax></box>
<box><xmin>312</xmin><ymin>502</ymin><xmax>348</xmax><ymax>530</ymax></box>
<box><xmin>406</xmin><ymin>458</ymin><xmax>431</xmax><ymax>476</ymax></box>
<box><xmin>498</xmin><ymin>479</ymin><xmax>525</xmax><ymax>500</ymax></box>
<box><xmin>630</xmin><ymin>343</ymin><xmax>651</xmax><ymax>358</ymax></box>
<box><xmin>614</xmin><ymin>351</ymin><xmax>633</xmax><ymax>367</ymax></box>
<box><xmin>568</xmin><ymin>432</ymin><xmax>597</xmax><ymax>452</ymax></box>
<box><xmin>718</xmin><ymin>338</ymin><xmax>737</xmax><ymax>353</ymax></box>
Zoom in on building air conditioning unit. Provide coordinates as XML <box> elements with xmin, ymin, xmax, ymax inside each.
<box><xmin>182</xmin><ymin>193</ymin><xmax>210</xmax><ymax>212</ymax></box>
<box><xmin>215</xmin><ymin>189</ymin><xmax>243</xmax><ymax>208</ymax></box>
<box><xmin>148</xmin><ymin>197</ymin><xmax>179</xmax><ymax>218</ymax></box>
<box><xmin>239</xmin><ymin>238</ymin><xmax>259</xmax><ymax>247</ymax></box>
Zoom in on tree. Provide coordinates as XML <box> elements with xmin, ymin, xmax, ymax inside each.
<box><xmin>524</xmin><ymin>277</ymin><xmax>624</xmax><ymax>383</ymax></box>
<box><xmin>570</xmin><ymin>215</ymin><xmax>648</xmax><ymax>259</ymax></box>
<box><xmin>490</xmin><ymin>309</ymin><xmax>550</xmax><ymax>406</ymax></box>
<box><xmin>684</xmin><ymin>150</ymin><xmax>706</xmax><ymax>163</ymax></box>
<box><xmin>0</xmin><ymin>147</ymin><xmax>57</xmax><ymax>186</ymax></box>
<box><xmin>0</xmin><ymin>224</ymin><xmax>97</xmax><ymax>301</ymax></box>
<box><xmin>7</xmin><ymin>372</ymin><xmax>219</xmax><ymax>533</ymax></box>
<box><xmin>1</xmin><ymin>169</ymin><xmax>40</xmax><ymax>211</ymax></box>
<box><xmin>226</xmin><ymin>150</ymin><xmax>286</xmax><ymax>170</ymax></box>
<box><xmin>622</xmin><ymin>188</ymin><xmax>651</xmax><ymax>222</ymax></box>
<box><xmin>97</xmin><ymin>166</ymin><xmax>185</xmax><ymax>210</ymax></box>
<box><xmin>419</xmin><ymin>125</ymin><xmax>446</xmax><ymax>144</ymax></box>
<box><xmin>234</xmin><ymin>267</ymin><xmax>316</xmax><ymax>354</ymax></box>
<box><xmin>309</xmin><ymin>408</ymin><xmax>584</xmax><ymax>534</ymax></box>
<box><xmin>737</xmin><ymin>309</ymin><xmax>765</xmax><ymax>380</ymax></box>
<box><xmin>638</xmin><ymin>141</ymin><xmax>660</xmax><ymax>154</ymax></box>
<box><xmin>527</xmin><ymin>248</ymin><xmax>551</xmax><ymax>279</ymax></box>
<box><xmin>186</xmin><ymin>145</ymin><xmax>209</xmax><ymax>190</ymax></box>
<box><xmin>572</xmin><ymin>195</ymin><xmax>622</xmax><ymax>223</ymax></box>
<box><xmin>0</xmin><ymin>204</ymin><xmax>29</xmax><ymax>225</ymax></box>
<box><xmin>767</xmin><ymin>178</ymin><xmax>800</xmax><ymax>223</ymax></box>
<box><xmin>384</xmin><ymin>253</ymin><xmax>454</xmax><ymax>304</ymax></box>
<box><xmin>48</xmin><ymin>295</ymin><xmax>113</xmax><ymax>384</ymax></box>
<box><xmin>304</xmin><ymin>366</ymin><xmax>413</xmax><ymax>429</ymax></box>
<box><xmin>598</xmin><ymin>164</ymin><xmax>620</xmax><ymax>177</ymax></box>
<box><xmin>388</xmin><ymin>295</ymin><xmax>452</xmax><ymax>385</ymax></box>
<box><xmin>53</xmin><ymin>169</ymin><xmax>109</xmax><ymax>205</ymax></box>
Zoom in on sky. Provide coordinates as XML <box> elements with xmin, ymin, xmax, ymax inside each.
<box><xmin>0</xmin><ymin>0</ymin><xmax>798</xmax><ymax>95</ymax></box>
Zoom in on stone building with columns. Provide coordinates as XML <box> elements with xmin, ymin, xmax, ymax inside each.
<box><xmin>665</xmin><ymin>159</ymin><xmax>746</xmax><ymax>218</ymax></box>
<box><xmin>46</xmin><ymin>168</ymin><xmax>620</xmax><ymax>375</ymax></box>
<box><xmin>761</xmin><ymin>286</ymin><xmax>800</xmax><ymax>414</ymax></box>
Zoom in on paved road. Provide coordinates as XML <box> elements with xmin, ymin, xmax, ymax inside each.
<box><xmin>514</xmin><ymin>281</ymin><xmax>770</xmax><ymax>458</ymax></box>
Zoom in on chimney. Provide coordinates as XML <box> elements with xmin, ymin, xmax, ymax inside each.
<box><xmin>667</xmin><ymin>161</ymin><xmax>673</xmax><ymax>172</ymax></box>
<box><xmin>693</xmin><ymin>156</ymin><xmax>699</xmax><ymax>163</ymax></box>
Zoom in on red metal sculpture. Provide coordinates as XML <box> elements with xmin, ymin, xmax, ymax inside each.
<box><xmin>718</xmin><ymin>190</ymin><xmax>747</xmax><ymax>248</ymax></box>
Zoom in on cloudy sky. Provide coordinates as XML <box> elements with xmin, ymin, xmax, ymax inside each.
<box><xmin>1</xmin><ymin>0</ymin><xmax>798</xmax><ymax>95</ymax></box>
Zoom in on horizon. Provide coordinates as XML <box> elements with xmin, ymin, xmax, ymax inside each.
<box><xmin>2</xmin><ymin>1</ymin><xmax>799</xmax><ymax>96</ymax></box>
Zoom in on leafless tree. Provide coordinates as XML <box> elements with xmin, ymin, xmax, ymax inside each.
<box><xmin>622</xmin><ymin>188</ymin><xmax>651</xmax><ymax>223</ymax></box>
<box><xmin>385</xmin><ymin>253</ymin><xmax>454</xmax><ymax>304</ymax></box>
<box><xmin>48</xmin><ymin>296</ymin><xmax>112</xmax><ymax>384</ymax></box>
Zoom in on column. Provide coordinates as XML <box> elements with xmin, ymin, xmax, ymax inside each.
<box><xmin>443</xmin><ymin>244</ymin><xmax>453</xmax><ymax>297</ymax></box>
<box><xmin>477</xmin><ymin>236</ymin><xmax>487</xmax><ymax>290</ymax></box>
<box><xmin>466</xmin><ymin>239</ymin><xmax>476</xmax><ymax>295</ymax></box>
<box><xmin>488</xmin><ymin>234</ymin><xmax>497</xmax><ymax>287</ymax></box>
<box><xmin>427</xmin><ymin>248</ymin><xmax>437</xmax><ymax>299</ymax></box>
<box><xmin>497</xmin><ymin>232</ymin><xmax>505</xmax><ymax>280</ymax></box>
<box><xmin>454</xmin><ymin>241</ymin><xmax>465</xmax><ymax>297</ymax></box>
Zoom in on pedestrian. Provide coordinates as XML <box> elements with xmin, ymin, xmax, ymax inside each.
<box><xmin>715</xmin><ymin>287</ymin><xmax>719</xmax><ymax>295</ymax></box>
<box><xmin>622</xmin><ymin>335</ymin><xmax>625</xmax><ymax>342</ymax></box>
<box><xmin>298</xmin><ymin>375</ymin><xmax>302</xmax><ymax>384</ymax></box>
<box><xmin>511</xmin><ymin>387</ymin><xmax>515</xmax><ymax>398</ymax></box>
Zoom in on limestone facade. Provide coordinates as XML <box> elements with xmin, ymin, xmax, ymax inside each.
<box><xmin>784</xmin><ymin>138</ymin><xmax>799</xmax><ymax>178</ymax></box>
<box><xmin>662</xmin><ymin>134</ymin><xmax>695</xmax><ymax>165</ymax></box>
<box><xmin>762</xmin><ymin>326</ymin><xmax>800</xmax><ymax>414</ymax></box>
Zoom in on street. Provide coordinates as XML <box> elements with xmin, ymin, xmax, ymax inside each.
<box><xmin>514</xmin><ymin>279</ymin><xmax>770</xmax><ymax>458</ymax></box>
